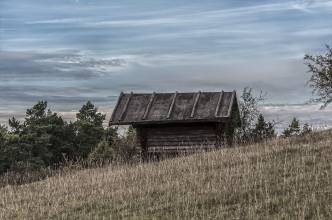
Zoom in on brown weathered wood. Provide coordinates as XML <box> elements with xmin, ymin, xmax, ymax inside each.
<box><xmin>215</xmin><ymin>91</ymin><xmax>224</xmax><ymax>117</ymax></box>
<box><xmin>147</xmin><ymin>134</ymin><xmax>216</xmax><ymax>139</ymax></box>
<box><xmin>142</xmin><ymin>92</ymin><xmax>155</xmax><ymax>120</ymax></box>
<box><xmin>148</xmin><ymin>146</ymin><xmax>215</xmax><ymax>150</ymax></box>
<box><xmin>147</xmin><ymin>135</ymin><xmax>214</xmax><ymax>141</ymax></box>
<box><xmin>167</xmin><ymin>92</ymin><xmax>177</xmax><ymax>119</ymax></box>
<box><xmin>148</xmin><ymin>139</ymin><xmax>212</xmax><ymax>144</ymax></box>
<box><xmin>147</xmin><ymin>135</ymin><xmax>217</xmax><ymax>140</ymax></box>
<box><xmin>136</xmin><ymin>127</ymin><xmax>148</xmax><ymax>160</ymax></box>
<box><xmin>224</xmin><ymin>122</ymin><xmax>235</xmax><ymax>146</ymax></box>
<box><xmin>110</xmin><ymin>91</ymin><xmax>123</xmax><ymax>122</ymax></box>
<box><xmin>148</xmin><ymin>145</ymin><xmax>215</xmax><ymax>153</ymax></box>
<box><xmin>112</xmin><ymin>117</ymin><xmax>230</xmax><ymax>125</ymax></box>
<box><xmin>226</xmin><ymin>90</ymin><xmax>236</xmax><ymax>117</ymax></box>
<box><xmin>148</xmin><ymin>129</ymin><xmax>215</xmax><ymax>135</ymax></box>
<box><xmin>147</xmin><ymin>137</ymin><xmax>217</xmax><ymax>143</ymax></box>
<box><xmin>119</xmin><ymin>92</ymin><xmax>133</xmax><ymax>121</ymax></box>
<box><xmin>143</xmin><ymin>123</ymin><xmax>219</xmax><ymax>152</ymax></box>
<box><xmin>147</xmin><ymin>143</ymin><xmax>216</xmax><ymax>148</ymax></box>
<box><xmin>190</xmin><ymin>91</ymin><xmax>201</xmax><ymax>118</ymax></box>
<box><xmin>111</xmin><ymin>90</ymin><xmax>240</xmax><ymax>155</ymax></box>
<box><xmin>111</xmin><ymin>91</ymin><xmax>240</xmax><ymax>124</ymax></box>
<box><xmin>215</xmin><ymin>123</ymin><xmax>225</xmax><ymax>148</ymax></box>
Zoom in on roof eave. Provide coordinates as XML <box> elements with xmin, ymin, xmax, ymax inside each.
<box><xmin>110</xmin><ymin>117</ymin><xmax>231</xmax><ymax>126</ymax></box>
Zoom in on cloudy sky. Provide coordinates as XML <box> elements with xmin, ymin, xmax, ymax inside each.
<box><xmin>1</xmin><ymin>0</ymin><xmax>332</xmax><ymax>129</ymax></box>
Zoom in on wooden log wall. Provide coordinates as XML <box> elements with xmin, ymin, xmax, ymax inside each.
<box><xmin>135</xmin><ymin>123</ymin><xmax>226</xmax><ymax>154</ymax></box>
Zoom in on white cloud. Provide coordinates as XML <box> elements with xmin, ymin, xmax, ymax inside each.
<box><xmin>85</xmin><ymin>17</ymin><xmax>181</xmax><ymax>27</ymax></box>
<box><xmin>35</xmin><ymin>53</ymin><xmax>128</xmax><ymax>74</ymax></box>
<box><xmin>291</xmin><ymin>28</ymin><xmax>332</xmax><ymax>37</ymax></box>
<box><xmin>26</xmin><ymin>18</ymin><xmax>87</xmax><ymax>25</ymax></box>
<box><xmin>25</xmin><ymin>1</ymin><xmax>330</xmax><ymax>29</ymax></box>
<box><xmin>261</xmin><ymin>103</ymin><xmax>332</xmax><ymax>132</ymax></box>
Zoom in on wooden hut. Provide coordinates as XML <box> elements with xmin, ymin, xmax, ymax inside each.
<box><xmin>110</xmin><ymin>91</ymin><xmax>241</xmax><ymax>157</ymax></box>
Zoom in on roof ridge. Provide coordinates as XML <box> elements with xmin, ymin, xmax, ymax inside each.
<box><xmin>120</xmin><ymin>91</ymin><xmax>233</xmax><ymax>94</ymax></box>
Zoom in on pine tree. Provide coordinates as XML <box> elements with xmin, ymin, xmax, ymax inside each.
<box><xmin>289</xmin><ymin>118</ymin><xmax>300</xmax><ymax>135</ymax></box>
<box><xmin>8</xmin><ymin>117</ymin><xmax>22</xmax><ymax>134</ymax></box>
<box><xmin>75</xmin><ymin>101</ymin><xmax>106</xmax><ymax>158</ymax></box>
<box><xmin>252</xmin><ymin>114</ymin><xmax>276</xmax><ymax>142</ymax></box>
<box><xmin>1</xmin><ymin>101</ymin><xmax>77</xmax><ymax>174</ymax></box>
<box><xmin>282</xmin><ymin>128</ymin><xmax>292</xmax><ymax>138</ymax></box>
<box><xmin>282</xmin><ymin>117</ymin><xmax>301</xmax><ymax>137</ymax></box>
<box><xmin>253</xmin><ymin>114</ymin><xmax>266</xmax><ymax>142</ymax></box>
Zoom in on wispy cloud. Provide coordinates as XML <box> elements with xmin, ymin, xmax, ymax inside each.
<box><xmin>22</xmin><ymin>1</ymin><xmax>332</xmax><ymax>29</ymax></box>
<box><xmin>0</xmin><ymin>50</ymin><xmax>129</xmax><ymax>81</ymax></box>
<box><xmin>291</xmin><ymin>28</ymin><xmax>332</xmax><ymax>37</ymax></box>
<box><xmin>261</xmin><ymin>103</ymin><xmax>332</xmax><ymax>132</ymax></box>
<box><xmin>25</xmin><ymin>18</ymin><xmax>87</xmax><ymax>25</ymax></box>
<box><xmin>84</xmin><ymin>17</ymin><xmax>181</xmax><ymax>28</ymax></box>
<box><xmin>1</xmin><ymin>0</ymin><xmax>332</xmax><ymax>127</ymax></box>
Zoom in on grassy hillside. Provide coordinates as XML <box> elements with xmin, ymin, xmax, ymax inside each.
<box><xmin>1</xmin><ymin>131</ymin><xmax>332</xmax><ymax>220</ymax></box>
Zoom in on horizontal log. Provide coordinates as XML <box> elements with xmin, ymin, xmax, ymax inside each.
<box><xmin>147</xmin><ymin>146</ymin><xmax>216</xmax><ymax>153</ymax></box>
<box><xmin>146</xmin><ymin>136</ymin><xmax>217</xmax><ymax>141</ymax></box>
<box><xmin>147</xmin><ymin>126</ymin><xmax>215</xmax><ymax>131</ymax></box>
<box><xmin>148</xmin><ymin>145</ymin><xmax>216</xmax><ymax>150</ymax></box>
<box><xmin>146</xmin><ymin>138</ymin><xmax>216</xmax><ymax>143</ymax></box>
<box><xmin>147</xmin><ymin>133</ymin><xmax>216</xmax><ymax>137</ymax></box>
<box><xmin>146</xmin><ymin>135</ymin><xmax>216</xmax><ymax>140</ymax></box>
<box><xmin>146</xmin><ymin>141</ymin><xmax>217</xmax><ymax>146</ymax></box>
<box><xmin>146</xmin><ymin>134</ymin><xmax>217</xmax><ymax>140</ymax></box>
<box><xmin>147</xmin><ymin>143</ymin><xmax>217</xmax><ymax>147</ymax></box>
<box><xmin>146</xmin><ymin>133</ymin><xmax>217</xmax><ymax>147</ymax></box>
<box><xmin>148</xmin><ymin>129</ymin><xmax>215</xmax><ymax>134</ymax></box>
<box><xmin>147</xmin><ymin>133</ymin><xmax>215</xmax><ymax>138</ymax></box>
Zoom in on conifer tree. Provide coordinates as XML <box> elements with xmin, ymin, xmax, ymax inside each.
<box><xmin>252</xmin><ymin>114</ymin><xmax>276</xmax><ymax>142</ymax></box>
<box><xmin>75</xmin><ymin>101</ymin><xmax>106</xmax><ymax>158</ymax></box>
<box><xmin>282</xmin><ymin>117</ymin><xmax>301</xmax><ymax>137</ymax></box>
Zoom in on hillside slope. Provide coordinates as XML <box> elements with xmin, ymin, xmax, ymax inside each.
<box><xmin>1</xmin><ymin>131</ymin><xmax>332</xmax><ymax>219</ymax></box>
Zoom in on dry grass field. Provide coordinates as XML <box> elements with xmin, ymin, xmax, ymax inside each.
<box><xmin>1</xmin><ymin>131</ymin><xmax>332</xmax><ymax>220</ymax></box>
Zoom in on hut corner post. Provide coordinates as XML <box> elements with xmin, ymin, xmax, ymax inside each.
<box><xmin>215</xmin><ymin>123</ymin><xmax>224</xmax><ymax>148</ymax></box>
<box><xmin>225</xmin><ymin>97</ymin><xmax>239</xmax><ymax>147</ymax></box>
<box><xmin>215</xmin><ymin>122</ymin><xmax>234</xmax><ymax>148</ymax></box>
<box><xmin>134</xmin><ymin>125</ymin><xmax>148</xmax><ymax>161</ymax></box>
<box><xmin>225</xmin><ymin>124</ymin><xmax>235</xmax><ymax>146</ymax></box>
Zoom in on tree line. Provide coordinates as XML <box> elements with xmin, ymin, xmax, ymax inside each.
<box><xmin>235</xmin><ymin>44</ymin><xmax>332</xmax><ymax>143</ymax></box>
<box><xmin>0</xmin><ymin>90</ymin><xmax>313</xmax><ymax>177</ymax></box>
<box><xmin>234</xmin><ymin>88</ymin><xmax>312</xmax><ymax>145</ymax></box>
<box><xmin>0</xmin><ymin>101</ymin><xmax>137</xmax><ymax>176</ymax></box>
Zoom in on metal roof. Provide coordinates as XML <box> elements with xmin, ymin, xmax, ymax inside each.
<box><xmin>110</xmin><ymin>91</ymin><xmax>239</xmax><ymax>125</ymax></box>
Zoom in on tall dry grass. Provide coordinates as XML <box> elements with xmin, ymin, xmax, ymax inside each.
<box><xmin>0</xmin><ymin>131</ymin><xmax>331</xmax><ymax>219</ymax></box>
